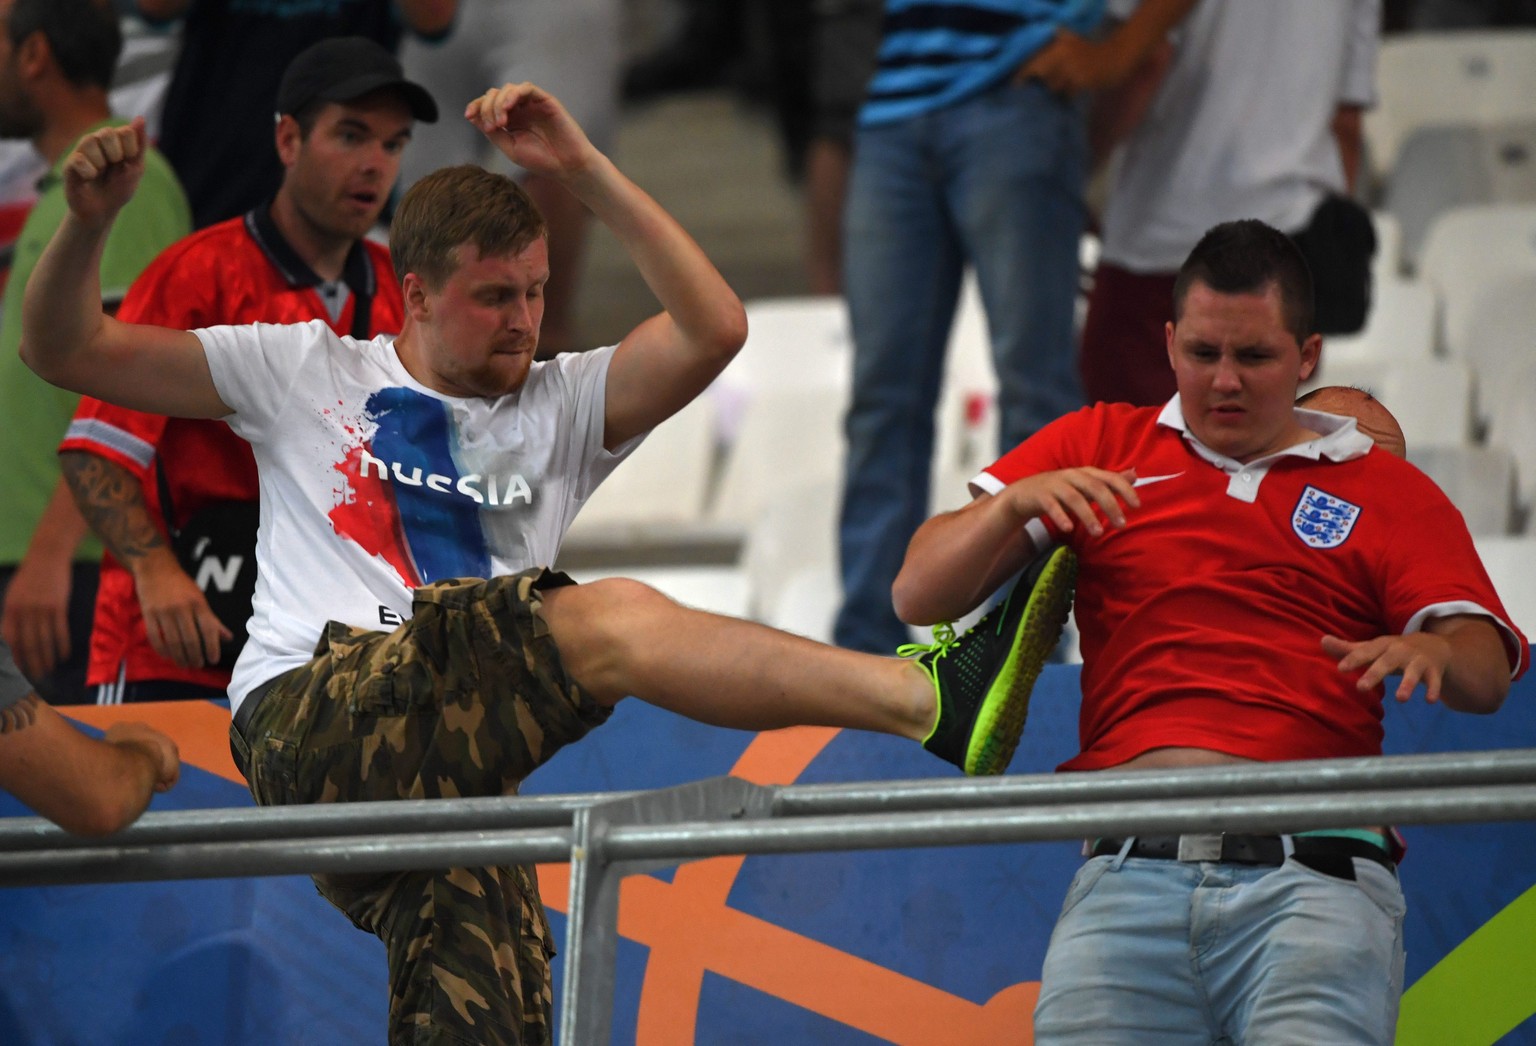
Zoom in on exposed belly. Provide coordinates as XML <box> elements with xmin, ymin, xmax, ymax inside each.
<box><xmin>1108</xmin><ymin>747</ymin><xmax>1384</xmax><ymax>836</ymax></box>
<box><xmin>1113</xmin><ymin>746</ymin><xmax>1256</xmax><ymax>770</ymax></box>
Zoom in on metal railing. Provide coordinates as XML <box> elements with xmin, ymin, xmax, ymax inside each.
<box><xmin>4</xmin><ymin>748</ymin><xmax>1535</xmax><ymax>1043</ymax></box>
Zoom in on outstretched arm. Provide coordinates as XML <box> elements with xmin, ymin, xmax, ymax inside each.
<box><xmin>467</xmin><ymin>84</ymin><xmax>747</xmax><ymax>449</ymax></box>
<box><xmin>894</xmin><ymin>467</ymin><xmax>1138</xmax><ymax>624</ymax></box>
<box><xmin>1086</xmin><ymin>28</ymin><xmax>1174</xmax><ymax>170</ymax></box>
<box><xmin>60</xmin><ymin>452</ymin><xmax>230</xmax><ymax>668</ymax></box>
<box><xmin>21</xmin><ymin>121</ymin><xmax>229</xmax><ymax>420</ymax></box>
<box><xmin>0</xmin><ymin>693</ymin><xmax>180</xmax><ymax>836</ymax></box>
<box><xmin>1322</xmin><ymin>614</ymin><xmax>1513</xmax><ymax>714</ymax></box>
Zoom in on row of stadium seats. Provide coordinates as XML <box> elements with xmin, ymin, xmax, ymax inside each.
<box><xmin>1365</xmin><ymin>28</ymin><xmax>1536</xmax><ymax>270</ymax></box>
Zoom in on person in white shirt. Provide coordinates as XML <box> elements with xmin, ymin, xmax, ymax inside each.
<box><xmin>1080</xmin><ymin>0</ymin><xmax>1381</xmax><ymax>406</ymax></box>
<box><xmin>21</xmin><ymin>82</ymin><xmax>1075</xmax><ymax>1044</ymax></box>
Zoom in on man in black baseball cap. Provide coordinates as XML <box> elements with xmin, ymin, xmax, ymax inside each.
<box><xmin>59</xmin><ymin>34</ymin><xmax>434</xmax><ymax>709</ymax></box>
<box><xmin>154</xmin><ymin>0</ymin><xmax>454</xmax><ymax>232</ymax></box>
<box><xmin>276</xmin><ymin>35</ymin><xmax>438</xmax><ymax>123</ymax></box>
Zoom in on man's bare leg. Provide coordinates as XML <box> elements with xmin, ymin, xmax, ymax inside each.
<box><xmin>540</xmin><ymin>578</ymin><xmax>934</xmax><ymax>737</ymax></box>
<box><xmin>542</xmin><ymin>549</ymin><xmax>1077</xmax><ymax>775</ymax></box>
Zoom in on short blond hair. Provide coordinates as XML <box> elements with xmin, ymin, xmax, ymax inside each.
<box><xmin>390</xmin><ymin>165</ymin><xmax>547</xmax><ymax>290</ymax></box>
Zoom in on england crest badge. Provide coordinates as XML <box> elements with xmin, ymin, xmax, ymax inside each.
<box><xmin>1292</xmin><ymin>485</ymin><xmax>1362</xmax><ymax>549</ymax></box>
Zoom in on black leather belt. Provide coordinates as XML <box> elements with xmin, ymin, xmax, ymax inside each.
<box><xmin>230</xmin><ymin>677</ymin><xmax>278</xmax><ymax>741</ymax></box>
<box><xmin>1091</xmin><ymin>833</ymin><xmax>1393</xmax><ymax>871</ymax></box>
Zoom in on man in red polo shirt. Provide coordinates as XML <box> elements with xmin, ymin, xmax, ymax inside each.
<box><xmin>895</xmin><ymin>219</ymin><xmax>1527</xmax><ymax>1044</ymax></box>
<box><xmin>59</xmin><ymin>38</ymin><xmax>435</xmax><ymax>702</ymax></box>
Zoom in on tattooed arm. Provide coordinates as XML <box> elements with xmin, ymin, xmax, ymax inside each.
<box><xmin>60</xmin><ymin>452</ymin><xmax>229</xmax><ymax>669</ymax></box>
<box><xmin>0</xmin><ymin>682</ymin><xmax>179</xmax><ymax>836</ymax></box>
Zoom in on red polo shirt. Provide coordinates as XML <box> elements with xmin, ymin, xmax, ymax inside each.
<box><xmin>61</xmin><ymin>209</ymin><xmax>405</xmax><ymax>690</ymax></box>
<box><xmin>976</xmin><ymin>400</ymin><xmax>1528</xmax><ymax>771</ymax></box>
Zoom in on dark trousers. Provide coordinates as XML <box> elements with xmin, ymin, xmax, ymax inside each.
<box><xmin>0</xmin><ymin>562</ymin><xmax>99</xmax><ymax>705</ymax></box>
<box><xmin>1078</xmin><ymin>263</ymin><xmax>1179</xmax><ymax>408</ymax></box>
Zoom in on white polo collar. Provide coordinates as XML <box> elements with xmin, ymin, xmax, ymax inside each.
<box><xmin>1155</xmin><ymin>396</ymin><xmax>1375</xmax><ymax>502</ymax></box>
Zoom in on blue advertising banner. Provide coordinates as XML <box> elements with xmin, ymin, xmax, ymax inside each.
<box><xmin>0</xmin><ymin>665</ymin><xmax>1531</xmax><ymax>1043</ymax></box>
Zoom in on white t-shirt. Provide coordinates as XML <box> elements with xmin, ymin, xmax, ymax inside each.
<box><xmin>1101</xmin><ymin>0</ymin><xmax>1380</xmax><ymax>271</ymax></box>
<box><xmin>198</xmin><ymin>320</ymin><xmax>638</xmax><ymax>709</ymax></box>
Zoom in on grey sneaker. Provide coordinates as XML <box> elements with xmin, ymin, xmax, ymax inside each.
<box><xmin>901</xmin><ymin>546</ymin><xmax>1078</xmax><ymax>775</ymax></box>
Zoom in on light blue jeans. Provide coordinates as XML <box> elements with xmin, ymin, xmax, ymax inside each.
<box><xmin>1033</xmin><ymin>852</ymin><xmax>1407</xmax><ymax>1045</ymax></box>
<box><xmin>834</xmin><ymin>79</ymin><xmax>1086</xmax><ymax>654</ymax></box>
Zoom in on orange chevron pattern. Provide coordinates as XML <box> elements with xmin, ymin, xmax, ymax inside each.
<box><xmin>537</xmin><ymin>726</ymin><xmax>1041</xmax><ymax>1043</ymax></box>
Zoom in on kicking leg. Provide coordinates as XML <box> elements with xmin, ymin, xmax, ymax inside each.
<box><xmin>539</xmin><ymin>549</ymin><xmax>1076</xmax><ymax>775</ymax></box>
<box><xmin>541</xmin><ymin>577</ymin><xmax>933</xmax><ymax>737</ymax></box>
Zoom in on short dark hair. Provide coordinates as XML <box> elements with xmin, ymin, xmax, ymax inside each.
<box><xmin>6</xmin><ymin>0</ymin><xmax>121</xmax><ymax>92</ymax></box>
<box><xmin>390</xmin><ymin>165</ymin><xmax>547</xmax><ymax>291</ymax></box>
<box><xmin>1172</xmin><ymin>219</ymin><xmax>1315</xmax><ymax>343</ymax></box>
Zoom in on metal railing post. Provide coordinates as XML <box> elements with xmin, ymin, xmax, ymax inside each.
<box><xmin>560</xmin><ymin>776</ymin><xmax>775</xmax><ymax>1044</ymax></box>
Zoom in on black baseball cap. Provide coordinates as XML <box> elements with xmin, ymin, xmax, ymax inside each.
<box><xmin>275</xmin><ymin>36</ymin><xmax>438</xmax><ymax>123</ymax></box>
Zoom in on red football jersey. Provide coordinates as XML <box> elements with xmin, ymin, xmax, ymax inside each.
<box><xmin>61</xmin><ymin>213</ymin><xmax>405</xmax><ymax>690</ymax></box>
<box><xmin>976</xmin><ymin>401</ymin><xmax>1528</xmax><ymax>771</ymax></box>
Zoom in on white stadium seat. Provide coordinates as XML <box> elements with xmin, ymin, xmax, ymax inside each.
<box><xmin>1417</xmin><ymin>204</ymin><xmax>1536</xmax><ymax>356</ymax></box>
<box><xmin>566</xmin><ymin>393</ymin><xmax>718</xmax><ymax>534</ymax></box>
<box><xmin>1408</xmin><ymin>444</ymin><xmax>1518</xmax><ymax>536</ymax></box>
<box><xmin>1302</xmin><ymin>356</ymin><xmax>1475</xmax><ymax>449</ymax></box>
<box><xmin>709</xmin><ymin>295</ymin><xmax>852</xmax><ymax>444</ymax></box>
<box><xmin>1473</xmin><ymin>535</ymin><xmax>1536</xmax><ymax>641</ymax></box>
<box><xmin>1366</xmin><ymin>30</ymin><xmax>1536</xmax><ymax>183</ymax></box>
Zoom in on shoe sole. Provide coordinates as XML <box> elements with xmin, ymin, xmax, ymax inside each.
<box><xmin>964</xmin><ymin>546</ymin><xmax>1078</xmax><ymax>775</ymax></box>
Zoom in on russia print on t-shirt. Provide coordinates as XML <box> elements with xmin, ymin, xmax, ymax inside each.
<box><xmin>328</xmin><ymin>386</ymin><xmax>537</xmax><ymax>588</ymax></box>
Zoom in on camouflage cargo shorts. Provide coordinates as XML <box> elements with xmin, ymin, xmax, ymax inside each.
<box><xmin>228</xmin><ymin>569</ymin><xmax>611</xmax><ymax>1045</ymax></box>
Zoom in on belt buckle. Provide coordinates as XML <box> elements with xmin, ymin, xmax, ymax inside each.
<box><xmin>1177</xmin><ymin>833</ymin><xmax>1224</xmax><ymax>862</ymax></box>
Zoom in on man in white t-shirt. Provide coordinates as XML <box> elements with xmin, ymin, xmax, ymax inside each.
<box><xmin>22</xmin><ymin>83</ymin><xmax>1077</xmax><ymax>1044</ymax></box>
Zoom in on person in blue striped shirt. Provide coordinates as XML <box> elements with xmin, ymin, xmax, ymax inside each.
<box><xmin>835</xmin><ymin>0</ymin><xmax>1194</xmax><ymax>655</ymax></box>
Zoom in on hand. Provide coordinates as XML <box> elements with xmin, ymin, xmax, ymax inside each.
<box><xmin>0</xmin><ymin>554</ymin><xmax>73</xmax><ymax>681</ymax></box>
<box><xmin>465</xmin><ymin>82</ymin><xmax>598</xmax><ymax>180</ymax></box>
<box><xmin>104</xmin><ymin>721</ymin><xmax>181</xmax><ymax>793</ymax></box>
<box><xmin>1321</xmin><ymin>632</ymin><xmax>1454</xmax><ymax>703</ymax></box>
<box><xmin>133</xmin><ymin>555</ymin><xmax>231</xmax><ymax>669</ymax></box>
<box><xmin>62</xmin><ymin>119</ymin><xmax>148</xmax><ymax>228</ymax></box>
<box><xmin>1015</xmin><ymin>29</ymin><xmax>1133</xmax><ymax>95</ymax></box>
<box><xmin>1004</xmin><ymin>467</ymin><xmax>1141</xmax><ymax>538</ymax></box>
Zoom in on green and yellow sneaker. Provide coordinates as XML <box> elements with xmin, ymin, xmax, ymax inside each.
<box><xmin>900</xmin><ymin>545</ymin><xmax>1078</xmax><ymax>776</ymax></box>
